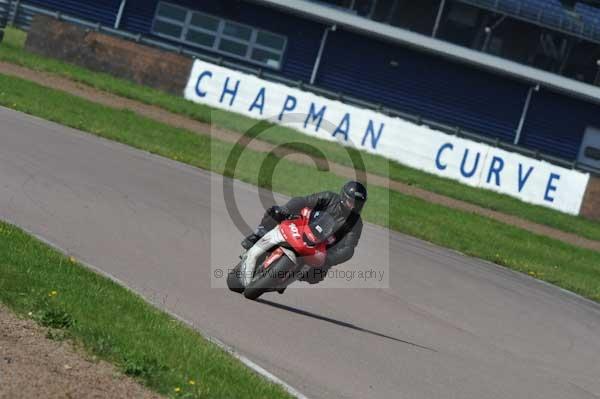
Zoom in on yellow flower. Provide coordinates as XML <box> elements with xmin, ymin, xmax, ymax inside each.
<box><xmin>48</xmin><ymin>290</ymin><xmax>58</xmax><ymax>297</ymax></box>
<box><xmin>174</xmin><ymin>387</ymin><xmax>181</xmax><ymax>393</ymax></box>
<box><xmin>69</xmin><ymin>256</ymin><xmax>76</xmax><ymax>263</ymax></box>
<box><xmin>188</xmin><ymin>380</ymin><xmax>196</xmax><ymax>385</ymax></box>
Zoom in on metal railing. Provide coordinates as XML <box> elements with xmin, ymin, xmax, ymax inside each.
<box><xmin>2</xmin><ymin>0</ymin><xmax>598</xmax><ymax>175</ymax></box>
<box><xmin>456</xmin><ymin>0</ymin><xmax>600</xmax><ymax>44</ymax></box>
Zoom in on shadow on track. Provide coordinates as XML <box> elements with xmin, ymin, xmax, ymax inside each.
<box><xmin>257</xmin><ymin>299</ymin><xmax>437</xmax><ymax>352</ymax></box>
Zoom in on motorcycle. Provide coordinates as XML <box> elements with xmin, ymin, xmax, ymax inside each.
<box><xmin>227</xmin><ymin>208</ymin><xmax>336</xmax><ymax>300</ymax></box>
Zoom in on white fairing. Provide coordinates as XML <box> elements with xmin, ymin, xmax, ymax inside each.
<box><xmin>241</xmin><ymin>228</ymin><xmax>285</xmax><ymax>287</ymax></box>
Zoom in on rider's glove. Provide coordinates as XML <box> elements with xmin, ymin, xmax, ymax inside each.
<box><xmin>267</xmin><ymin>205</ymin><xmax>290</xmax><ymax>223</ymax></box>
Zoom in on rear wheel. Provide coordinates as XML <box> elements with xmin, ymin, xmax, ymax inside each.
<box><xmin>243</xmin><ymin>256</ymin><xmax>296</xmax><ymax>300</ymax></box>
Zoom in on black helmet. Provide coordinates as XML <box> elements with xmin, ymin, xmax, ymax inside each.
<box><xmin>304</xmin><ymin>211</ymin><xmax>336</xmax><ymax>246</ymax></box>
<box><xmin>340</xmin><ymin>181</ymin><xmax>367</xmax><ymax>214</ymax></box>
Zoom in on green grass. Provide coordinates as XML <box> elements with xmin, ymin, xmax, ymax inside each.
<box><xmin>1</xmin><ymin>72</ymin><xmax>600</xmax><ymax>306</ymax></box>
<box><xmin>0</xmin><ymin>222</ymin><xmax>292</xmax><ymax>399</ymax></box>
<box><xmin>1</xmin><ymin>27</ymin><xmax>599</xmax><ymax>241</ymax></box>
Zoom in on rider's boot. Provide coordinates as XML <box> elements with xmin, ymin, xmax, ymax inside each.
<box><xmin>241</xmin><ymin>226</ymin><xmax>268</xmax><ymax>250</ymax></box>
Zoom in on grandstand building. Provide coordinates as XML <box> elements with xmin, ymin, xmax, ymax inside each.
<box><xmin>2</xmin><ymin>0</ymin><xmax>600</xmax><ymax>172</ymax></box>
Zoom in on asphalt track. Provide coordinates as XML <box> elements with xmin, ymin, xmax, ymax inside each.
<box><xmin>1</xmin><ymin>106</ymin><xmax>600</xmax><ymax>399</ymax></box>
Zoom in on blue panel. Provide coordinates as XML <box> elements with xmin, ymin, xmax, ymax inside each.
<box><xmin>120</xmin><ymin>0</ymin><xmax>157</xmax><ymax>34</ymax></box>
<box><xmin>25</xmin><ymin>0</ymin><xmax>121</xmax><ymax>27</ymax></box>
<box><xmin>520</xmin><ymin>89</ymin><xmax>599</xmax><ymax>160</ymax></box>
<box><xmin>122</xmin><ymin>0</ymin><xmax>324</xmax><ymax>82</ymax></box>
<box><xmin>317</xmin><ymin>29</ymin><xmax>530</xmax><ymax>143</ymax></box>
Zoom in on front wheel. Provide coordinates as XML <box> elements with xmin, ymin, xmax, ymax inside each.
<box><xmin>227</xmin><ymin>263</ymin><xmax>245</xmax><ymax>294</ymax></box>
<box><xmin>243</xmin><ymin>255</ymin><xmax>296</xmax><ymax>300</ymax></box>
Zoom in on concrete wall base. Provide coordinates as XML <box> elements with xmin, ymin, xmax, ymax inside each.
<box><xmin>25</xmin><ymin>15</ymin><xmax>192</xmax><ymax>96</ymax></box>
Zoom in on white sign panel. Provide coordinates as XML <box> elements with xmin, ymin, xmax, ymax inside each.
<box><xmin>184</xmin><ymin>59</ymin><xmax>590</xmax><ymax>215</ymax></box>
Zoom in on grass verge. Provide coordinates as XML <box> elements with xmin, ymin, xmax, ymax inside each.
<box><xmin>1</xmin><ymin>27</ymin><xmax>599</xmax><ymax>241</ymax></box>
<box><xmin>0</xmin><ymin>222</ymin><xmax>292</xmax><ymax>399</ymax></box>
<box><xmin>1</xmin><ymin>72</ymin><xmax>600</xmax><ymax>304</ymax></box>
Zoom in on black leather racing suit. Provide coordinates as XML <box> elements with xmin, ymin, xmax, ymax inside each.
<box><xmin>257</xmin><ymin>191</ymin><xmax>363</xmax><ymax>283</ymax></box>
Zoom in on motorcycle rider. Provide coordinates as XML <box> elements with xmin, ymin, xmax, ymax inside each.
<box><xmin>241</xmin><ymin>181</ymin><xmax>367</xmax><ymax>285</ymax></box>
<box><xmin>240</xmin><ymin>210</ymin><xmax>336</xmax><ymax>289</ymax></box>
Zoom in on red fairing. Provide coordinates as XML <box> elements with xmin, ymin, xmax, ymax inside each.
<box><xmin>279</xmin><ymin>207</ymin><xmax>333</xmax><ymax>267</ymax></box>
<box><xmin>263</xmin><ymin>248</ymin><xmax>284</xmax><ymax>269</ymax></box>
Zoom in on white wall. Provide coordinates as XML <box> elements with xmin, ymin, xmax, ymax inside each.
<box><xmin>184</xmin><ymin>59</ymin><xmax>590</xmax><ymax>215</ymax></box>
